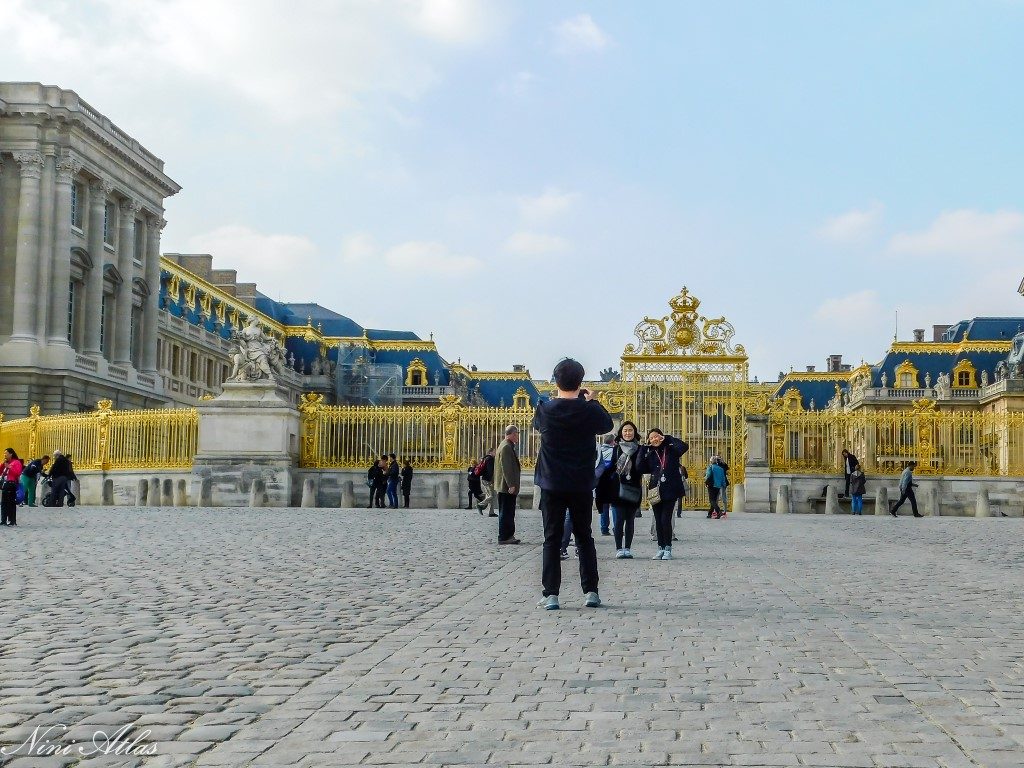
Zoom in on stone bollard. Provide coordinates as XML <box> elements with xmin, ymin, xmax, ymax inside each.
<box><xmin>198</xmin><ymin>478</ymin><xmax>213</xmax><ymax>506</ymax></box>
<box><xmin>174</xmin><ymin>479</ymin><xmax>187</xmax><ymax>507</ymax></box>
<box><xmin>824</xmin><ymin>485</ymin><xmax>840</xmax><ymax>515</ymax></box>
<box><xmin>975</xmin><ymin>488</ymin><xmax>991</xmax><ymax>518</ymax></box>
<box><xmin>137</xmin><ymin>479</ymin><xmax>149</xmax><ymax>506</ymax></box>
<box><xmin>249</xmin><ymin>479</ymin><xmax>266</xmax><ymax>508</ymax></box>
<box><xmin>150</xmin><ymin>477</ymin><xmax>161</xmax><ymax>507</ymax></box>
<box><xmin>925</xmin><ymin>485</ymin><xmax>940</xmax><ymax>517</ymax></box>
<box><xmin>102</xmin><ymin>479</ymin><xmax>114</xmax><ymax>505</ymax></box>
<box><xmin>300</xmin><ymin>478</ymin><xmax>316</xmax><ymax>508</ymax></box>
<box><xmin>731</xmin><ymin>483</ymin><xmax>745</xmax><ymax>514</ymax></box>
<box><xmin>162</xmin><ymin>479</ymin><xmax>174</xmax><ymax>506</ymax></box>
<box><xmin>775</xmin><ymin>484</ymin><xmax>791</xmax><ymax>514</ymax></box>
<box><xmin>436</xmin><ymin>480</ymin><xmax>450</xmax><ymax>509</ymax></box>
<box><xmin>340</xmin><ymin>480</ymin><xmax>355</xmax><ymax>508</ymax></box>
<box><xmin>874</xmin><ymin>485</ymin><xmax>889</xmax><ymax>515</ymax></box>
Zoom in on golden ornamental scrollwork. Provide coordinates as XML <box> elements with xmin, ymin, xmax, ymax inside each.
<box><xmin>298</xmin><ymin>392</ymin><xmax>325</xmax><ymax>415</ymax></box>
<box><xmin>595</xmin><ymin>379</ymin><xmax>626</xmax><ymax>414</ymax></box>
<box><xmin>623</xmin><ymin>287</ymin><xmax>740</xmax><ymax>358</ymax></box>
<box><xmin>437</xmin><ymin>394</ymin><xmax>463</xmax><ymax>468</ymax></box>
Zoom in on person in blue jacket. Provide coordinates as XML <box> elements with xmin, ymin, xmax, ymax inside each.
<box><xmin>705</xmin><ymin>457</ymin><xmax>727</xmax><ymax>519</ymax></box>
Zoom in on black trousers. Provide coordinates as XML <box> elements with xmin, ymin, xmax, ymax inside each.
<box><xmin>612</xmin><ymin>504</ymin><xmax>638</xmax><ymax>550</ymax></box>
<box><xmin>373</xmin><ymin>486</ymin><xmax>386</xmax><ymax>508</ymax></box>
<box><xmin>402</xmin><ymin>486</ymin><xmax>411</xmax><ymax>508</ymax></box>
<box><xmin>367</xmin><ymin>485</ymin><xmax>375</xmax><ymax>508</ymax></box>
<box><xmin>708</xmin><ymin>486</ymin><xmax>722</xmax><ymax>515</ymax></box>
<box><xmin>652</xmin><ymin>498</ymin><xmax>676</xmax><ymax>548</ymax></box>
<box><xmin>50</xmin><ymin>476</ymin><xmax>72</xmax><ymax>507</ymax></box>
<box><xmin>497</xmin><ymin>492</ymin><xmax>517</xmax><ymax>540</ymax></box>
<box><xmin>844</xmin><ymin>473</ymin><xmax>852</xmax><ymax>496</ymax></box>
<box><xmin>541</xmin><ymin>489</ymin><xmax>598</xmax><ymax>597</ymax></box>
<box><xmin>892</xmin><ymin>487</ymin><xmax>919</xmax><ymax>515</ymax></box>
<box><xmin>1</xmin><ymin>483</ymin><xmax>16</xmax><ymax>525</ymax></box>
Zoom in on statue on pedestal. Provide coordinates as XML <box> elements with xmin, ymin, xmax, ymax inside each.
<box><xmin>935</xmin><ymin>372</ymin><xmax>952</xmax><ymax>399</ymax></box>
<box><xmin>229</xmin><ymin>316</ymin><xmax>286</xmax><ymax>382</ymax></box>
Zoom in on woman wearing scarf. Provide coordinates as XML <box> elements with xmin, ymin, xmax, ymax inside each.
<box><xmin>1</xmin><ymin>448</ymin><xmax>24</xmax><ymax>526</ymax></box>
<box><xmin>638</xmin><ymin>429</ymin><xmax>689</xmax><ymax>560</ymax></box>
<box><xmin>610</xmin><ymin>421</ymin><xmax>643</xmax><ymax>559</ymax></box>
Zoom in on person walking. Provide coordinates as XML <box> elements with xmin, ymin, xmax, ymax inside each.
<box><xmin>372</xmin><ymin>457</ymin><xmax>387</xmax><ymax>508</ymax></box>
<box><xmin>639</xmin><ymin>429</ymin><xmax>689</xmax><ymax>560</ymax></box>
<box><xmin>594</xmin><ymin>435</ymin><xmax>616</xmax><ymax>536</ymax></box>
<box><xmin>400</xmin><ymin>459</ymin><xmax>413</xmax><ymax>509</ymax></box>
<box><xmin>890</xmin><ymin>461</ymin><xmax>922</xmax><ymax>517</ymax></box>
<box><xmin>713</xmin><ymin>454</ymin><xmax>730</xmax><ymax>512</ymax></box>
<box><xmin>476</xmin><ymin>450</ymin><xmax>497</xmax><ymax>517</ymax></box>
<box><xmin>366</xmin><ymin>458</ymin><xmax>380</xmax><ymax>508</ymax></box>
<box><xmin>611</xmin><ymin>421</ymin><xmax>643</xmax><ymax>559</ymax></box>
<box><xmin>466</xmin><ymin>464</ymin><xmax>484</xmax><ymax>510</ymax></box>
<box><xmin>494</xmin><ymin>425</ymin><xmax>522</xmax><ymax>544</ymax></box>
<box><xmin>385</xmin><ymin>453</ymin><xmax>400</xmax><ymax>508</ymax></box>
<box><xmin>20</xmin><ymin>455</ymin><xmax>48</xmax><ymax>508</ymax></box>
<box><xmin>841</xmin><ymin>448</ymin><xmax>859</xmax><ymax>498</ymax></box>
<box><xmin>705</xmin><ymin>457</ymin><xmax>726</xmax><ymax>519</ymax></box>
<box><xmin>533</xmin><ymin>358</ymin><xmax>613</xmax><ymax>610</ymax></box>
<box><xmin>1</xmin><ymin>449</ymin><xmax>24</xmax><ymax>525</ymax></box>
<box><xmin>47</xmin><ymin>450</ymin><xmax>77</xmax><ymax>507</ymax></box>
<box><xmin>849</xmin><ymin>462</ymin><xmax>866</xmax><ymax>515</ymax></box>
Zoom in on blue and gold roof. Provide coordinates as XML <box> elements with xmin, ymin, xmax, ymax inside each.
<box><xmin>773</xmin><ymin>372</ymin><xmax>851</xmax><ymax>410</ymax></box>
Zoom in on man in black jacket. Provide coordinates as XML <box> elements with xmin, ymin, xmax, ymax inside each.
<box><xmin>532</xmin><ymin>358</ymin><xmax>613</xmax><ymax>610</ymax></box>
<box><xmin>841</xmin><ymin>448</ymin><xmax>859</xmax><ymax>497</ymax></box>
<box><xmin>48</xmin><ymin>451</ymin><xmax>76</xmax><ymax>507</ymax></box>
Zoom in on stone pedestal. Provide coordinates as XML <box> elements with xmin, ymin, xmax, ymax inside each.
<box><xmin>192</xmin><ymin>380</ymin><xmax>300</xmax><ymax>507</ymax></box>
<box><xmin>743</xmin><ymin>414</ymin><xmax>772</xmax><ymax>513</ymax></box>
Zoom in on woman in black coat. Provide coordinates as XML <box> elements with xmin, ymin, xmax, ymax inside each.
<box><xmin>637</xmin><ymin>428</ymin><xmax>689</xmax><ymax>560</ymax></box>
<box><xmin>609</xmin><ymin>421</ymin><xmax>643</xmax><ymax>559</ymax></box>
<box><xmin>400</xmin><ymin>460</ymin><xmax>413</xmax><ymax>508</ymax></box>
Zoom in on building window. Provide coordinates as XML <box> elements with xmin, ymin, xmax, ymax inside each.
<box><xmin>67</xmin><ymin>282</ymin><xmax>75</xmax><ymax>343</ymax></box>
<box><xmin>103</xmin><ymin>201</ymin><xmax>115</xmax><ymax>245</ymax></box>
<box><xmin>71</xmin><ymin>182</ymin><xmax>84</xmax><ymax>229</ymax></box>
<box><xmin>899</xmin><ymin>373</ymin><xmax>913</xmax><ymax>388</ymax></box>
<box><xmin>957</xmin><ymin>371</ymin><xmax>970</xmax><ymax>387</ymax></box>
<box><xmin>189</xmin><ymin>352</ymin><xmax>198</xmax><ymax>381</ymax></box>
<box><xmin>134</xmin><ymin>222</ymin><xmax>144</xmax><ymax>263</ymax></box>
<box><xmin>171</xmin><ymin>345</ymin><xmax>180</xmax><ymax>376</ymax></box>
<box><xmin>99</xmin><ymin>295</ymin><xmax>108</xmax><ymax>354</ymax></box>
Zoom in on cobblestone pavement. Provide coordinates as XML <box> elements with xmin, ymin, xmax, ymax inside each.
<box><xmin>1</xmin><ymin>508</ymin><xmax>1023</xmax><ymax>768</ymax></box>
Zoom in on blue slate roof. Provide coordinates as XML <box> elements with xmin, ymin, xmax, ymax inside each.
<box><xmin>773</xmin><ymin>377</ymin><xmax>848</xmax><ymax>410</ymax></box>
<box><xmin>471</xmin><ymin>378</ymin><xmax>541</xmax><ymax>408</ymax></box>
<box><xmin>942</xmin><ymin>317</ymin><xmax>1024</xmax><ymax>342</ymax></box>
<box><xmin>874</xmin><ymin>350</ymin><xmax>1007</xmax><ymax>386</ymax></box>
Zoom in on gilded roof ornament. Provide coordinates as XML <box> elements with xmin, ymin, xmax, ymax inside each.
<box><xmin>623</xmin><ymin>286</ymin><xmax>741</xmax><ymax>358</ymax></box>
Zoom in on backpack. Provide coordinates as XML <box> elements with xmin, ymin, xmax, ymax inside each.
<box><xmin>473</xmin><ymin>459</ymin><xmax>486</xmax><ymax>477</ymax></box>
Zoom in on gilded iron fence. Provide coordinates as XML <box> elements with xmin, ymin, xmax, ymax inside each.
<box><xmin>298</xmin><ymin>394</ymin><xmax>539</xmax><ymax>469</ymax></box>
<box><xmin>0</xmin><ymin>401</ymin><xmax>198</xmax><ymax>470</ymax></box>
<box><xmin>768</xmin><ymin>403</ymin><xmax>1024</xmax><ymax>477</ymax></box>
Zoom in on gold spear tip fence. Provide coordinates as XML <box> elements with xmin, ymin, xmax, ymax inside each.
<box><xmin>0</xmin><ymin>400</ymin><xmax>198</xmax><ymax>471</ymax></box>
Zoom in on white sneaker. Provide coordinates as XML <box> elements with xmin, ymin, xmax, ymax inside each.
<box><xmin>653</xmin><ymin>549</ymin><xmax>664</xmax><ymax>560</ymax></box>
<box><xmin>623</xmin><ymin>549</ymin><xmax>633</xmax><ymax>559</ymax></box>
<box><xmin>585</xmin><ymin>592</ymin><xmax>601</xmax><ymax>608</ymax></box>
<box><xmin>615</xmin><ymin>549</ymin><xmax>627</xmax><ymax>559</ymax></box>
<box><xmin>537</xmin><ymin>595</ymin><xmax>559</xmax><ymax>610</ymax></box>
<box><xmin>662</xmin><ymin>548</ymin><xmax>673</xmax><ymax>560</ymax></box>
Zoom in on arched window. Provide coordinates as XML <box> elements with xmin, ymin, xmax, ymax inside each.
<box><xmin>894</xmin><ymin>360</ymin><xmax>919</xmax><ymax>389</ymax></box>
<box><xmin>513</xmin><ymin>386</ymin><xmax>530</xmax><ymax>410</ymax></box>
<box><xmin>405</xmin><ymin>358</ymin><xmax>428</xmax><ymax>387</ymax></box>
<box><xmin>952</xmin><ymin>359</ymin><xmax>977</xmax><ymax>389</ymax></box>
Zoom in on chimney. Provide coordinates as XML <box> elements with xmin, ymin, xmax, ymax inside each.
<box><xmin>512</xmin><ymin>364</ymin><xmax>525</xmax><ymax>372</ymax></box>
<box><xmin>806</xmin><ymin>365</ymin><xmax>816</xmax><ymax>373</ymax></box>
<box><xmin>913</xmin><ymin>328</ymin><xmax>925</xmax><ymax>343</ymax></box>
<box><xmin>933</xmin><ymin>324</ymin><xmax>951</xmax><ymax>342</ymax></box>
<box><xmin>827</xmin><ymin>354</ymin><xmax>843</xmax><ymax>373</ymax></box>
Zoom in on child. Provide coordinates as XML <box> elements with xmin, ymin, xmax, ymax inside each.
<box><xmin>849</xmin><ymin>463</ymin><xmax>866</xmax><ymax>515</ymax></box>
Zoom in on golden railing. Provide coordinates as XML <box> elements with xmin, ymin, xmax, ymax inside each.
<box><xmin>298</xmin><ymin>393</ymin><xmax>539</xmax><ymax>469</ymax></box>
<box><xmin>768</xmin><ymin>403</ymin><xmax>1024</xmax><ymax>477</ymax></box>
<box><xmin>0</xmin><ymin>401</ymin><xmax>198</xmax><ymax>470</ymax></box>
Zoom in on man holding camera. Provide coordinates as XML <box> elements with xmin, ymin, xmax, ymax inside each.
<box><xmin>533</xmin><ymin>358</ymin><xmax>613</xmax><ymax>610</ymax></box>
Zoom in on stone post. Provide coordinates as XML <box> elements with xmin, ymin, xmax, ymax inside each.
<box><xmin>775</xmin><ymin>484</ymin><xmax>791</xmax><ymax>514</ymax></box>
<box><xmin>744</xmin><ymin>414</ymin><xmax>771</xmax><ymax>513</ymax></box>
<box><xmin>83</xmin><ymin>178</ymin><xmax>112</xmax><ymax>356</ymax></box>
<box><xmin>113</xmin><ymin>198</ymin><xmax>139</xmax><ymax>366</ymax></box>
<box><xmin>140</xmin><ymin>213</ymin><xmax>163</xmax><ymax>373</ymax></box>
<box><xmin>732</xmin><ymin>483</ymin><xmax>745</xmax><ymax>514</ymax></box>
<box><xmin>925</xmin><ymin>485</ymin><xmax>941</xmax><ymax>517</ymax></box>
<box><xmin>824</xmin><ymin>485</ymin><xmax>840</xmax><ymax>515</ymax></box>
<box><xmin>436</xmin><ymin>480</ymin><xmax>451</xmax><ymax>509</ymax></box>
<box><xmin>174</xmin><ymin>479</ymin><xmax>187</xmax><ymax>507</ymax></box>
<box><xmin>10</xmin><ymin>152</ymin><xmax>44</xmax><ymax>343</ymax></box>
<box><xmin>975</xmin><ymin>488</ymin><xmax>991</xmax><ymax>518</ymax></box>
<box><xmin>340</xmin><ymin>480</ymin><xmax>355</xmax><ymax>508</ymax></box>
<box><xmin>874</xmin><ymin>485</ymin><xmax>889</xmax><ymax>515</ymax></box>
<box><xmin>48</xmin><ymin>154</ymin><xmax>80</xmax><ymax>346</ymax></box>
<box><xmin>300</xmin><ymin>477</ymin><xmax>316</xmax><ymax>507</ymax></box>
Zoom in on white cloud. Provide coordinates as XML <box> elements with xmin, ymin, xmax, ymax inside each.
<box><xmin>553</xmin><ymin>14</ymin><xmax>611</xmax><ymax>54</ymax></box>
<box><xmin>341</xmin><ymin>234</ymin><xmax>481</xmax><ymax>274</ymax></box>
<box><xmin>500</xmin><ymin>70</ymin><xmax>537</xmax><ymax>96</ymax></box>
<box><xmin>184</xmin><ymin>225</ymin><xmax>321</xmax><ymax>301</ymax></box>
<box><xmin>503</xmin><ymin>231</ymin><xmax>569</xmax><ymax>256</ymax></box>
<box><xmin>818</xmin><ymin>202</ymin><xmax>883</xmax><ymax>242</ymax></box>
<box><xmin>813</xmin><ymin>290</ymin><xmax>885</xmax><ymax>327</ymax></box>
<box><xmin>888</xmin><ymin>209</ymin><xmax>1024</xmax><ymax>259</ymax></box>
<box><xmin>518</xmin><ymin>187</ymin><xmax>578</xmax><ymax>223</ymax></box>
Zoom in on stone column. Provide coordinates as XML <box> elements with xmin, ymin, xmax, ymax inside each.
<box><xmin>47</xmin><ymin>153</ymin><xmax>81</xmax><ymax>346</ymax></box>
<box><xmin>140</xmin><ymin>213</ymin><xmax>163</xmax><ymax>374</ymax></box>
<box><xmin>10</xmin><ymin>151</ymin><xmax>45</xmax><ymax>342</ymax></box>
<box><xmin>113</xmin><ymin>198</ymin><xmax>140</xmax><ymax>366</ymax></box>
<box><xmin>35</xmin><ymin>152</ymin><xmax>56</xmax><ymax>341</ymax></box>
<box><xmin>83</xmin><ymin>178</ymin><xmax>112</xmax><ymax>356</ymax></box>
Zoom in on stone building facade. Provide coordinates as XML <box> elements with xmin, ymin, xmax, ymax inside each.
<box><xmin>0</xmin><ymin>83</ymin><xmax>179</xmax><ymax>415</ymax></box>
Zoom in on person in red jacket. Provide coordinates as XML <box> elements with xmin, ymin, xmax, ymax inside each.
<box><xmin>1</xmin><ymin>448</ymin><xmax>24</xmax><ymax>526</ymax></box>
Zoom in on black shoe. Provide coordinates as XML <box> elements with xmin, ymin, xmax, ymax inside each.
<box><xmin>601</xmin><ymin>530</ymin><xmax>610</xmax><ymax>536</ymax></box>
<box><xmin>913</xmin><ymin>513</ymin><xmax>923</xmax><ymax>518</ymax></box>
<box><xmin>889</xmin><ymin>504</ymin><xmax>897</xmax><ymax>517</ymax></box>
<box><xmin>634</xmin><ymin>512</ymin><xmax>642</xmax><ymax>518</ymax></box>
<box><xmin>487</xmin><ymin>512</ymin><xmax>498</xmax><ymax>517</ymax></box>
<box><xmin>707</xmin><ymin>511</ymin><xmax>713</xmax><ymax>518</ymax></box>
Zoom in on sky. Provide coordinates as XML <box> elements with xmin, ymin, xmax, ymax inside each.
<box><xmin>3</xmin><ymin>0</ymin><xmax>1024</xmax><ymax>382</ymax></box>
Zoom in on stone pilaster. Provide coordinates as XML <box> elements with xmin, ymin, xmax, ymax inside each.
<box><xmin>47</xmin><ymin>153</ymin><xmax>81</xmax><ymax>346</ymax></box>
<box><xmin>83</xmin><ymin>177</ymin><xmax>113</xmax><ymax>355</ymax></box>
<box><xmin>34</xmin><ymin>152</ymin><xmax>56</xmax><ymax>341</ymax></box>
<box><xmin>113</xmin><ymin>197</ymin><xmax>141</xmax><ymax>366</ymax></box>
<box><xmin>10</xmin><ymin>151</ymin><xmax>45</xmax><ymax>342</ymax></box>
<box><xmin>140</xmin><ymin>213</ymin><xmax>164</xmax><ymax>374</ymax></box>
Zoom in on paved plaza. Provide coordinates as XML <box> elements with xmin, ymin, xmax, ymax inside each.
<box><xmin>1</xmin><ymin>508</ymin><xmax>1023</xmax><ymax>768</ymax></box>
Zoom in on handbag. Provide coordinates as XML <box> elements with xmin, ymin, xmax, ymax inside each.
<box><xmin>647</xmin><ymin>445</ymin><xmax>668</xmax><ymax>506</ymax></box>
<box><xmin>618</xmin><ymin>483</ymin><xmax>642</xmax><ymax>505</ymax></box>
<box><xmin>647</xmin><ymin>482</ymin><xmax>662</xmax><ymax>506</ymax></box>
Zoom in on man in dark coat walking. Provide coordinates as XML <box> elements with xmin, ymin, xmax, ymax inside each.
<box><xmin>841</xmin><ymin>448</ymin><xmax>859</xmax><ymax>498</ymax></box>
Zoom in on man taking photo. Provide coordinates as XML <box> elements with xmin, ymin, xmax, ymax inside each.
<box><xmin>533</xmin><ymin>358</ymin><xmax>613</xmax><ymax>610</ymax></box>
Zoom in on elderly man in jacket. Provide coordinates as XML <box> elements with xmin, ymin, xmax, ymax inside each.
<box><xmin>494</xmin><ymin>425</ymin><xmax>522</xmax><ymax>544</ymax></box>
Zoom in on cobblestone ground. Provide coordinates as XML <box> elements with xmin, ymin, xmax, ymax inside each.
<box><xmin>1</xmin><ymin>508</ymin><xmax>1023</xmax><ymax>768</ymax></box>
